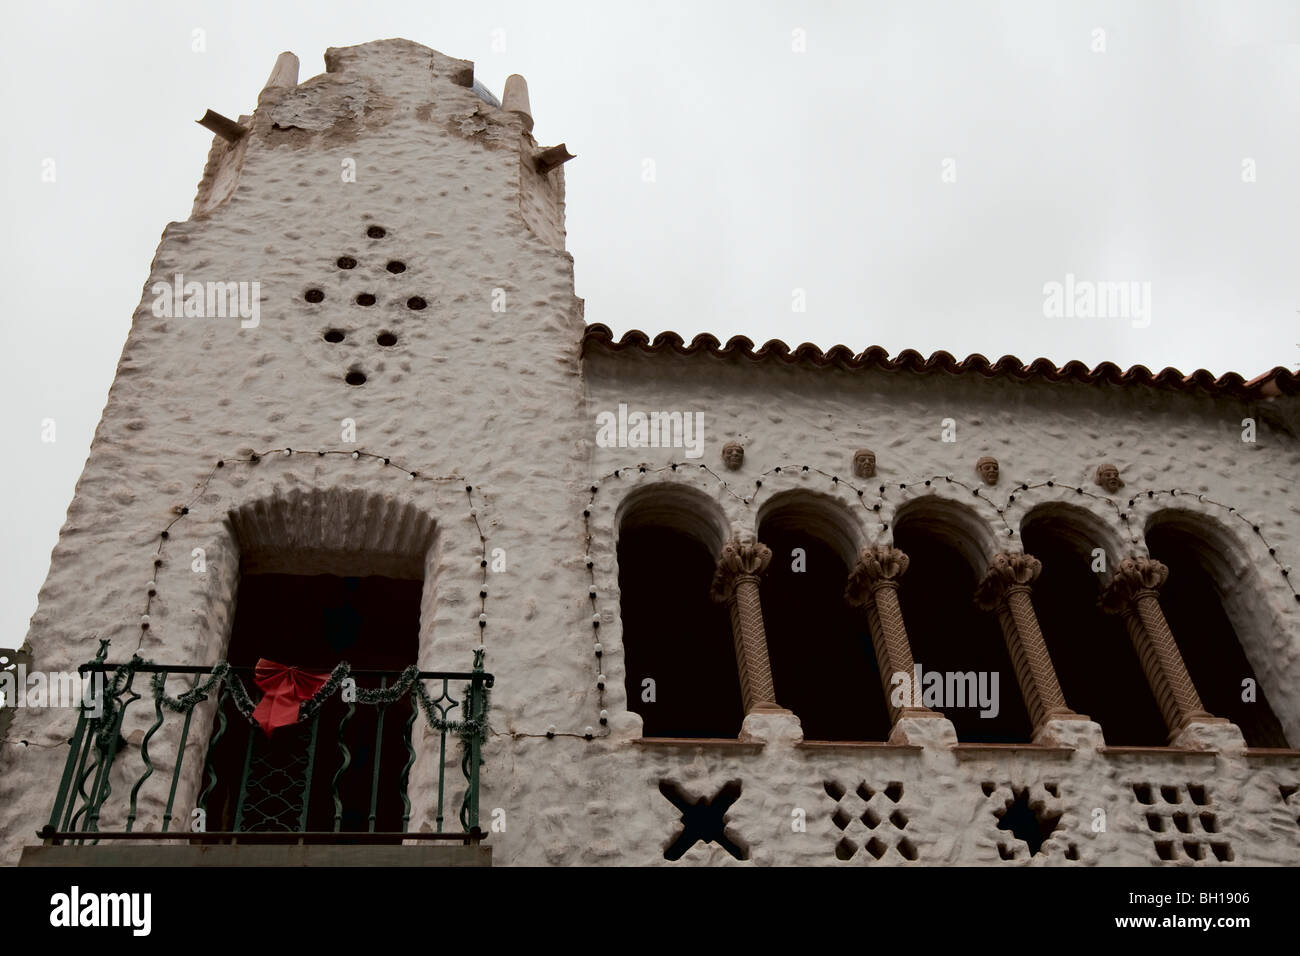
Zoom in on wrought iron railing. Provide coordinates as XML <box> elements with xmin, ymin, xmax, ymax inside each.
<box><xmin>38</xmin><ymin>642</ymin><xmax>493</xmax><ymax>846</ymax></box>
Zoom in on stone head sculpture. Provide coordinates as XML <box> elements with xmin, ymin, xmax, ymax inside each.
<box><xmin>975</xmin><ymin>456</ymin><xmax>999</xmax><ymax>486</ymax></box>
<box><xmin>852</xmin><ymin>448</ymin><xmax>876</xmax><ymax>479</ymax></box>
<box><xmin>1094</xmin><ymin>463</ymin><xmax>1124</xmax><ymax>494</ymax></box>
<box><xmin>721</xmin><ymin>441</ymin><xmax>745</xmax><ymax>470</ymax></box>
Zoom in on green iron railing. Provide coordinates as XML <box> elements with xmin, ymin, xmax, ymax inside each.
<box><xmin>38</xmin><ymin>642</ymin><xmax>492</xmax><ymax>846</ymax></box>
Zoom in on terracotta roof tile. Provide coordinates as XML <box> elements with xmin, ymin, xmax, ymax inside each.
<box><xmin>581</xmin><ymin>324</ymin><xmax>1296</xmax><ymax>399</ymax></box>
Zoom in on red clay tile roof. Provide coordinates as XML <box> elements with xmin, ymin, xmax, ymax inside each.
<box><xmin>582</xmin><ymin>324</ymin><xmax>1297</xmax><ymax>399</ymax></box>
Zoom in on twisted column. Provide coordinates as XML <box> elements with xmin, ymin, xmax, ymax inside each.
<box><xmin>974</xmin><ymin>552</ymin><xmax>1081</xmax><ymax>733</ymax></box>
<box><xmin>844</xmin><ymin>546</ymin><xmax>937</xmax><ymax>724</ymax></box>
<box><xmin>710</xmin><ymin>536</ymin><xmax>785</xmax><ymax>714</ymax></box>
<box><xmin>1101</xmin><ymin>556</ymin><xmax>1215</xmax><ymax>736</ymax></box>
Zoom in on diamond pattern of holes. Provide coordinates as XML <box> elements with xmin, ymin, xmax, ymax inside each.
<box><xmin>980</xmin><ymin>781</ymin><xmax>1071</xmax><ymax>863</ymax></box>
<box><xmin>823</xmin><ymin>780</ymin><xmax>915</xmax><ymax>863</ymax></box>
<box><xmin>307</xmin><ymin>221</ymin><xmax>430</xmax><ymax>387</ymax></box>
<box><xmin>1131</xmin><ymin>782</ymin><xmax>1232</xmax><ymax>864</ymax></box>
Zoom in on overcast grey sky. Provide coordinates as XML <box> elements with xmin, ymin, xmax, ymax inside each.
<box><xmin>2</xmin><ymin>0</ymin><xmax>1297</xmax><ymax>648</ymax></box>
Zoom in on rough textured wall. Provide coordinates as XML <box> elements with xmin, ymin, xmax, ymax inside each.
<box><xmin>3</xmin><ymin>38</ymin><xmax>1297</xmax><ymax>868</ymax></box>
<box><xmin>518</xmin><ymin>347</ymin><xmax>1300</xmax><ymax>866</ymax></box>
<box><xmin>0</xmin><ymin>39</ymin><xmax>592</xmax><ymax>864</ymax></box>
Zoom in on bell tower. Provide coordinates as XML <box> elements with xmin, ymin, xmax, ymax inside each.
<box><xmin>0</xmin><ymin>39</ymin><xmax>592</xmax><ymax>864</ymax></box>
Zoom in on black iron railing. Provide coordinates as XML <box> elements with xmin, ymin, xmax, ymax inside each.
<box><xmin>39</xmin><ymin>642</ymin><xmax>492</xmax><ymax>846</ymax></box>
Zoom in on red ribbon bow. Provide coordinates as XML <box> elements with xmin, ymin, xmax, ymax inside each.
<box><xmin>251</xmin><ymin>658</ymin><xmax>331</xmax><ymax>735</ymax></box>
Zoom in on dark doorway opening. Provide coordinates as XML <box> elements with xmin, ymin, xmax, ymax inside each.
<box><xmin>203</xmin><ymin>572</ymin><xmax>422</xmax><ymax>837</ymax></box>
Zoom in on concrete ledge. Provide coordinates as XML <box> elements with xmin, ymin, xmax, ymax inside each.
<box><xmin>1099</xmin><ymin>746</ymin><xmax>1219</xmax><ymax>758</ymax></box>
<box><xmin>1243</xmin><ymin>747</ymin><xmax>1300</xmax><ymax>761</ymax></box>
<box><xmin>796</xmin><ymin>740</ymin><xmax>923</xmax><ymax>754</ymax></box>
<box><xmin>952</xmin><ymin>743</ymin><xmax>1075</xmax><ymax>758</ymax></box>
<box><xmin>19</xmin><ymin>843</ymin><xmax>491</xmax><ymax>867</ymax></box>
<box><xmin>632</xmin><ymin>737</ymin><xmax>764</xmax><ymax>754</ymax></box>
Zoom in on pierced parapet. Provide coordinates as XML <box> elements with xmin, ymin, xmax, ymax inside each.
<box><xmin>981</xmin><ymin>781</ymin><xmax>1073</xmax><ymax>862</ymax></box>
<box><xmin>1132</xmin><ymin>782</ymin><xmax>1234</xmax><ymax>864</ymax></box>
<box><xmin>824</xmin><ymin>779</ymin><xmax>918</xmax><ymax>863</ymax></box>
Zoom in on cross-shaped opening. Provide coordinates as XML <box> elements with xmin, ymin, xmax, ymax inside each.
<box><xmin>659</xmin><ymin>779</ymin><xmax>748</xmax><ymax>861</ymax></box>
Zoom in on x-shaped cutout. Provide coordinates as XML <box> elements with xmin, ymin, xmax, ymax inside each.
<box><xmin>659</xmin><ymin>779</ymin><xmax>747</xmax><ymax>861</ymax></box>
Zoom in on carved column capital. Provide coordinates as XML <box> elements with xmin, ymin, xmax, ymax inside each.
<box><xmin>845</xmin><ymin>546</ymin><xmax>910</xmax><ymax>606</ymax></box>
<box><xmin>974</xmin><ymin>551</ymin><xmax>1042</xmax><ymax>609</ymax></box>
<box><xmin>1101</xmin><ymin>556</ymin><xmax>1169</xmax><ymax>611</ymax></box>
<box><xmin>710</xmin><ymin>535</ymin><xmax>772</xmax><ymax>603</ymax></box>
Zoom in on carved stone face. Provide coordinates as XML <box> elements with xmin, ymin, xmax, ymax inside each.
<box><xmin>1095</xmin><ymin>463</ymin><xmax>1124</xmax><ymax>493</ymax></box>
<box><xmin>852</xmin><ymin>448</ymin><xmax>876</xmax><ymax>479</ymax></box>
<box><xmin>975</xmin><ymin>456</ymin><xmax>999</xmax><ymax>486</ymax></box>
<box><xmin>721</xmin><ymin>441</ymin><xmax>744</xmax><ymax>470</ymax></box>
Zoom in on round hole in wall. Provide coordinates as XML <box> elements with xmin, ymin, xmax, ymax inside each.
<box><xmin>377</xmin><ymin>332</ymin><xmax>397</xmax><ymax>347</ymax></box>
<box><xmin>355</xmin><ymin>293</ymin><xmax>376</xmax><ymax>306</ymax></box>
<box><xmin>337</xmin><ymin>256</ymin><xmax>357</xmax><ymax>270</ymax></box>
<box><xmin>386</xmin><ymin>260</ymin><xmax>406</xmax><ymax>274</ymax></box>
<box><xmin>323</xmin><ymin>329</ymin><xmax>345</xmax><ymax>343</ymax></box>
<box><xmin>304</xmin><ymin>288</ymin><xmax>325</xmax><ymax>303</ymax></box>
<box><xmin>345</xmin><ymin>370</ymin><xmax>367</xmax><ymax>386</ymax></box>
<box><xmin>406</xmin><ymin>296</ymin><xmax>427</xmax><ymax>311</ymax></box>
<box><xmin>367</xmin><ymin>226</ymin><xmax>386</xmax><ymax>239</ymax></box>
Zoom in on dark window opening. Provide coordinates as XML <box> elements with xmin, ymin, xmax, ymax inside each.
<box><xmin>892</xmin><ymin>527</ymin><xmax>1033</xmax><ymax>743</ymax></box>
<box><xmin>757</xmin><ymin>524</ymin><xmax>891</xmax><ymax>741</ymax></box>
<box><xmin>203</xmin><ymin>572</ymin><xmax>422</xmax><ymax>838</ymax></box>
<box><xmin>1146</xmin><ymin>527</ymin><xmax>1289</xmax><ymax>749</ymax></box>
<box><xmin>1020</xmin><ymin>524</ymin><xmax>1167</xmax><ymax>746</ymax></box>
<box><xmin>617</xmin><ymin>525</ymin><xmax>742</xmax><ymax>738</ymax></box>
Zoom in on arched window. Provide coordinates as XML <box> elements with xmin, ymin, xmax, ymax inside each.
<box><xmin>616</xmin><ymin>487</ymin><xmax>742</xmax><ymax>738</ymax></box>
<box><xmin>892</xmin><ymin>500</ymin><xmax>1033</xmax><ymax>743</ymax></box>
<box><xmin>757</xmin><ymin>493</ymin><xmax>890</xmax><ymax>741</ymax></box>
<box><xmin>1020</xmin><ymin>506</ymin><xmax>1166</xmax><ymax>746</ymax></box>
<box><xmin>1145</xmin><ymin>514</ymin><xmax>1289</xmax><ymax>749</ymax></box>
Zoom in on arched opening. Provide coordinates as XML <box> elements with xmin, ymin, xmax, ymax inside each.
<box><xmin>1020</xmin><ymin>506</ymin><xmax>1166</xmax><ymax>746</ymax></box>
<box><xmin>892</xmin><ymin>500</ymin><xmax>1032</xmax><ymax>743</ymax></box>
<box><xmin>1145</xmin><ymin>514</ymin><xmax>1289</xmax><ymax>748</ymax></box>
<box><xmin>616</xmin><ymin>486</ymin><xmax>742</xmax><ymax>738</ymax></box>
<box><xmin>203</xmin><ymin>487</ymin><xmax>437</xmax><ymax>836</ymax></box>
<box><xmin>757</xmin><ymin>493</ymin><xmax>890</xmax><ymax>741</ymax></box>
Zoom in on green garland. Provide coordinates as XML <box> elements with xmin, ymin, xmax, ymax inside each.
<box><xmin>92</xmin><ymin>657</ymin><xmax>490</xmax><ymax>755</ymax></box>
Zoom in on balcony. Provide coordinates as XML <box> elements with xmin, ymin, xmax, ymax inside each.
<box><xmin>21</xmin><ymin>645</ymin><xmax>493</xmax><ymax>867</ymax></box>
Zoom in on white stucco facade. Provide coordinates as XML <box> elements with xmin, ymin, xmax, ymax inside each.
<box><xmin>2</xmin><ymin>39</ymin><xmax>1298</xmax><ymax>867</ymax></box>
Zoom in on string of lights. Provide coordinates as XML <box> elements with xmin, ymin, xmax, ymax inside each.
<box><xmin>132</xmin><ymin>446</ymin><xmax>493</xmax><ymax>657</ymax></box>
<box><xmin>12</xmin><ymin>452</ymin><xmax>1293</xmax><ymax>753</ymax></box>
<box><xmin>585</xmin><ymin>459</ymin><xmax>1300</xmax><ymax>613</ymax></box>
